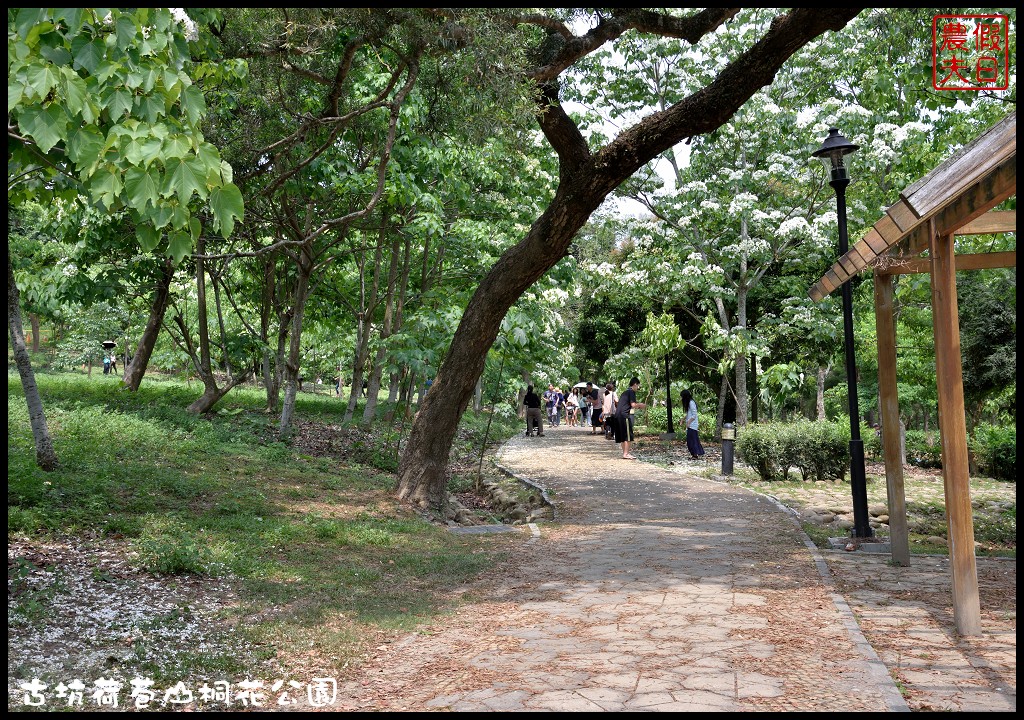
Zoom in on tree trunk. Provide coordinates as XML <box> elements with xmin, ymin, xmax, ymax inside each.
<box><xmin>816</xmin><ymin>365</ymin><xmax>827</xmax><ymax>420</ymax></box>
<box><xmin>394</xmin><ymin>7</ymin><xmax>861</xmax><ymax>511</ymax></box>
<box><xmin>473</xmin><ymin>375</ymin><xmax>483</xmax><ymax>413</ymax></box>
<box><xmin>363</xmin><ymin>219</ymin><xmax>401</xmax><ymax>424</ymax></box>
<box><xmin>29</xmin><ymin>312</ymin><xmax>40</xmax><ymax>352</ymax></box>
<box><xmin>123</xmin><ymin>258</ymin><xmax>174</xmax><ymax>391</ymax></box>
<box><xmin>8</xmin><ymin>257</ymin><xmax>59</xmax><ymax>470</ymax></box>
<box><xmin>279</xmin><ymin>251</ymin><xmax>313</xmax><ymax>437</ymax></box>
<box><xmin>716</xmin><ymin>373</ymin><xmax>729</xmax><ymax>442</ymax></box>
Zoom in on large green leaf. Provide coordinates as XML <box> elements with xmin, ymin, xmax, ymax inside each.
<box><xmin>17</xmin><ymin>105</ymin><xmax>67</xmax><ymax>153</ymax></box>
<box><xmin>25</xmin><ymin>63</ymin><xmax>59</xmax><ymax>101</ymax></box>
<box><xmin>124</xmin><ymin>167</ymin><xmax>160</xmax><ymax>211</ymax></box>
<box><xmin>89</xmin><ymin>167</ymin><xmax>124</xmax><ymax>209</ymax></box>
<box><xmin>167</xmin><ymin>229</ymin><xmax>193</xmax><ymax>264</ymax></box>
<box><xmin>136</xmin><ymin>224</ymin><xmax>161</xmax><ymax>252</ymax></box>
<box><xmin>70</xmin><ymin>36</ymin><xmax>105</xmax><ymax>76</ymax></box>
<box><xmin>209</xmin><ymin>184</ymin><xmax>244</xmax><ymax>238</ymax></box>
<box><xmin>165</xmin><ymin>156</ymin><xmax>208</xmax><ymax>202</ymax></box>
<box><xmin>67</xmin><ymin>127</ymin><xmax>105</xmax><ymax>170</ymax></box>
<box><xmin>59</xmin><ymin>67</ymin><xmax>89</xmax><ymax>115</ymax></box>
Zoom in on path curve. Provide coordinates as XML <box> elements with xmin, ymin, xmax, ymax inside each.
<box><xmin>339</xmin><ymin>424</ymin><xmax>910</xmax><ymax>712</ymax></box>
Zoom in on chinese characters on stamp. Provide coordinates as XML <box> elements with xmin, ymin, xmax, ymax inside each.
<box><xmin>932</xmin><ymin>14</ymin><xmax>1010</xmax><ymax>91</ymax></box>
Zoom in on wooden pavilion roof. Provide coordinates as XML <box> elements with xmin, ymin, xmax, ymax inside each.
<box><xmin>810</xmin><ymin>111</ymin><xmax>1016</xmax><ymax>301</ymax></box>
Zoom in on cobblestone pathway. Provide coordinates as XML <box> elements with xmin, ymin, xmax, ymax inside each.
<box><xmin>337</xmin><ymin>426</ymin><xmax>911</xmax><ymax>711</ymax></box>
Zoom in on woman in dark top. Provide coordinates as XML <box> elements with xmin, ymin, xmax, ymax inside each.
<box><xmin>523</xmin><ymin>385</ymin><xmax>544</xmax><ymax>437</ymax></box>
<box><xmin>613</xmin><ymin>377</ymin><xmax>646</xmax><ymax>459</ymax></box>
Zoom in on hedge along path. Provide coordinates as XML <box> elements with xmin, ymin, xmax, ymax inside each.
<box><xmin>333</xmin><ymin>426</ymin><xmax>907</xmax><ymax>712</ymax></box>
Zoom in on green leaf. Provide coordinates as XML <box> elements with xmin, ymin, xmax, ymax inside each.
<box><xmin>162</xmin><ymin>134</ymin><xmax>191</xmax><ymax>160</ymax></box>
<box><xmin>17</xmin><ymin>105</ymin><xmax>68</xmax><ymax>153</ymax></box>
<box><xmin>67</xmin><ymin>127</ymin><xmax>105</xmax><ymax>170</ymax></box>
<box><xmin>166</xmin><ymin>156</ymin><xmax>208</xmax><ymax>202</ymax></box>
<box><xmin>167</xmin><ymin>229</ymin><xmax>193</xmax><ymax>264</ymax></box>
<box><xmin>136</xmin><ymin>224</ymin><xmax>160</xmax><ymax>252</ymax></box>
<box><xmin>90</xmin><ymin>166</ymin><xmax>124</xmax><ymax>209</ymax></box>
<box><xmin>104</xmin><ymin>88</ymin><xmax>133</xmax><ymax>120</ymax></box>
<box><xmin>115</xmin><ymin>15</ymin><xmax>138</xmax><ymax>51</ymax></box>
<box><xmin>14</xmin><ymin>8</ymin><xmax>46</xmax><ymax>40</ymax></box>
<box><xmin>209</xmin><ymin>184</ymin><xmax>244</xmax><ymax>238</ymax></box>
<box><xmin>124</xmin><ymin>167</ymin><xmax>160</xmax><ymax>211</ymax></box>
<box><xmin>9</xmin><ymin>83</ymin><xmax>25</xmax><ymax>113</ymax></box>
<box><xmin>52</xmin><ymin>8</ymin><xmax>85</xmax><ymax>35</ymax></box>
<box><xmin>188</xmin><ymin>216</ymin><xmax>201</xmax><ymax>241</ymax></box>
<box><xmin>150</xmin><ymin>203</ymin><xmax>173</xmax><ymax>230</ymax></box>
<box><xmin>180</xmin><ymin>84</ymin><xmax>206</xmax><ymax>125</ymax></box>
<box><xmin>70</xmin><ymin>36</ymin><xmax>105</xmax><ymax>76</ymax></box>
<box><xmin>171</xmin><ymin>205</ymin><xmax>190</xmax><ymax>231</ymax></box>
<box><xmin>25</xmin><ymin>63</ymin><xmax>59</xmax><ymax>101</ymax></box>
<box><xmin>59</xmin><ymin>67</ymin><xmax>89</xmax><ymax>115</ymax></box>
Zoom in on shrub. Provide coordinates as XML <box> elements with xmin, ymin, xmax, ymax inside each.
<box><xmin>644</xmin><ymin>405</ymin><xmax>668</xmax><ymax>433</ymax></box>
<box><xmin>971</xmin><ymin>423</ymin><xmax>1015</xmax><ymax>481</ymax></box>
<box><xmin>738</xmin><ymin>420</ymin><xmax>850</xmax><ymax>482</ymax></box>
<box><xmin>736</xmin><ymin>423</ymin><xmax>785</xmax><ymax>482</ymax></box>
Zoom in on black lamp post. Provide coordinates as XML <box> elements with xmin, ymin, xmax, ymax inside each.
<box><xmin>665</xmin><ymin>356</ymin><xmax>675</xmax><ymax>436</ymax></box>
<box><xmin>812</xmin><ymin>127</ymin><xmax>873</xmax><ymax>539</ymax></box>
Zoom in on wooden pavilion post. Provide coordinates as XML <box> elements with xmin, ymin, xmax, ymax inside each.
<box><xmin>873</xmin><ymin>271</ymin><xmax>909</xmax><ymax>566</ymax></box>
<box><xmin>928</xmin><ymin>220</ymin><xmax>981</xmax><ymax>636</ymax></box>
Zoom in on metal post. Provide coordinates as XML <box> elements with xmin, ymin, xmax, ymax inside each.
<box><xmin>832</xmin><ymin>174</ymin><xmax>873</xmax><ymax>539</ymax></box>
<box><xmin>665</xmin><ymin>356</ymin><xmax>675</xmax><ymax>435</ymax></box>
<box><xmin>721</xmin><ymin>423</ymin><xmax>735</xmax><ymax>475</ymax></box>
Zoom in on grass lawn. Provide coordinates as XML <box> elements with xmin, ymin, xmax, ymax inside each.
<box><xmin>8</xmin><ymin>370</ymin><xmax>521</xmax><ymax>706</ymax></box>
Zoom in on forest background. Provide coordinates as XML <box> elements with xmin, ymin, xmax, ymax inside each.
<box><xmin>9</xmin><ymin>8</ymin><xmax>1016</xmax><ymax>506</ymax></box>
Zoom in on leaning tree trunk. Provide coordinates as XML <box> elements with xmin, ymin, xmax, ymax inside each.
<box><xmin>123</xmin><ymin>258</ymin><xmax>174</xmax><ymax>391</ymax></box>
<box><xmin>394</xmin><ymin>7</ymin><xmax>862</xmax><ymax>511</ymax></box>
<box><xmin>8</xmin><ymin>256</ymin><xmax>58</xmax><ymax>470</ymax></box>
<box><xmin>396</xmin><ymin>188</ymin><xmax>602</xmax><ymax>510</ymax></box>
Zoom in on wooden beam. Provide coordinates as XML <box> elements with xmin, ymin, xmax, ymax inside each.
<box><xmin>935</xmin><ymin>155</ymin><xmax>1016</xmax><ymax>236</ymax></box>
<box><xmin>873</xmin><ymin>271</ymin><xmax>909</xmax><ymax>567</ymax></box>
<box><xmin>901</xmin><ymin>156</ymin><xmax>1015</xmax><ymax>256</ymax></box>
<box><xmin>929</xmin><ymin>221</ymin><xmax>981</xmax><ymax>636</ymax></box>
<box><xmin>887</xmin><ymin>201</ymin><xmax>918</xmax><ymax>234</ymax></box>
<box><xmin>875</xmin><ymin>250</ymin><xmax>1017</xmax><ymax>275</ymax></box>
<box><xmin>956</xmin><ymin>210</ymin><xmax>1016</xmax><ymax>235</ymax></box>
<box><xmin>902</xmin><ymin>112</ymin><xmax>1016</xmax><ymax>218</ymax></box>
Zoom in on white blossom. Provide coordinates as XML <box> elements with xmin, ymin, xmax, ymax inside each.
<box><xmin>728</xmin><ymin>192</ymin><xmax>758</xmax><ymax>214</ymax></box>
<box><xmin>778</xmin><ymin>217</ymin><xmax>811</xmax><ymax>237</ymax></box>
<box><xmin>169</xmin><ymin>8</ymin><xmax>199</xmax><ymax>42</ymax></box>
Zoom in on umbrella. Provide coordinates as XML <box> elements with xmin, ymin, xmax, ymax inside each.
<box><xmin>573</xmin><ymin>381</ymin><xmax>597</xmax><ymax>388</ymax></box>
<box><xmin>101</xmin><ymin>340</ymin><xmax>117</xmax><ymax>349</ymax></box>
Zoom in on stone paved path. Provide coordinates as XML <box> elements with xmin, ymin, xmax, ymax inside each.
<box><xmin>340</xmin><ymin>425</ymin><xmax>911</xmax><ymax>711</ymax></box>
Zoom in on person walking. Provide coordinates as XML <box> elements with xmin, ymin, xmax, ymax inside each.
<box><xmin>585</xmin><ymin>382</ymin><xmax>600</xmax><ymax>434</ymax></box>
<box><xmin>601</xmin><ymin>381</ymin><xmax>618</xmax><ymax>440</ymax></box>
<box><xmin>109</xmin><ymin>353</ymin><xmax>119</xmax><ymax>375</ymax></box>
<box><xmin>680</xmin><ymin>388</ymin><xmax>705</xmax><ymax>460</ymax></box>
<box><xmin>566</xmin><ymin>389</ymin><xmax>579</xmax><ymax>426</ymax></box>
<box><xmin>523</xmin><ymin>385</ymin><xmax>544</xmax><ymax>437</ymax></box>
<box><xmin>614</xmin><ymin>377</ymin><xmax>646</xmax><ymax>459</ymax></box>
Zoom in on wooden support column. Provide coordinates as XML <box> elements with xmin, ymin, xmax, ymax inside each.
<box><xmin>873</xmin><ymin>271</ymin><xmax>909</xmax><ymax>566</ymax></box>
<box><xmin>929</xmin><ymin>221</ymin><xmax>981</xmax><ymax>636</ymax></box>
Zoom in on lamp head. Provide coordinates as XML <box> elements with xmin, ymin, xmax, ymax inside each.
<box><xmin>812</xmin><ymin>127</ymin><xmax>859</xmax><ymax>183</ymax></box>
